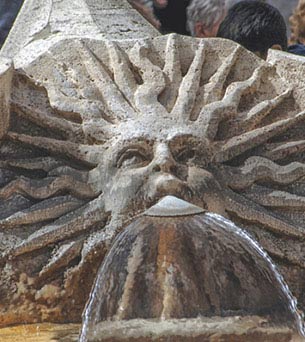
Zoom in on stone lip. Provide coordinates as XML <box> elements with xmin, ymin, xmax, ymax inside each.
<box><xmin>85</xmin><ymin>316</ymin><xmax>301</xmax><ymax>342</ymax></box>
<box><xmin>144</xmin><ymin>195</ymin><xmax>205</xmax><ymax>217</ymax></box>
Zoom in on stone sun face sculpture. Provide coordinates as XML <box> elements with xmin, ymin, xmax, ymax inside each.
<box><xmin>1</xmin><ymin>34</ymin><xmax>305</xmax><ymax>324</ymax></box>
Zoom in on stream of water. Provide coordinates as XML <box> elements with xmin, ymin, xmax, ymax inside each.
<box><xmin>80</xmin><ymin>205</ymin><xmax>305</xmax><ymax>341</ymax></box>
<box><xmin>204</xmin><ymin>212</ymin><xmax>305</xmax><ymax>337</ymax></box>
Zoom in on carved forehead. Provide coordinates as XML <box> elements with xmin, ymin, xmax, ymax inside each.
<box><xmin>17</xmin><ymin>34</ymin><xmax>278</xmax><ymax>140</ymax></box>
<box><xmin>112</xmin><ymin>119</ymin><xmax>204</xmax><ymax>142</ymax></box>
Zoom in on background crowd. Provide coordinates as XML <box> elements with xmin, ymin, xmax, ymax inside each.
<box><xmin>1</xmin><ymin>0</ymin><xmax>305</xmax><ymax>59</ymax></box>
<box><xmin>127</xmin><ymin>0</ymin><xmax>305</xmax><ymax>58</ymax></box>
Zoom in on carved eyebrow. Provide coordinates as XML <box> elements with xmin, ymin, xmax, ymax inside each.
<box><xmin>113</xmin><ymin>139</ymin><xmax>141</xmax><ymax>151</ymax></box>
<box><xmin>166</xmin><ymin>133</ymin><xmax>195</xmax><ymax>142</ymax></box>
<box><xmin>115</xmin><ymin>142</ymin><xmax>151</xmax><ymax>160</ymax></box>
<box><xmin>167</xmin><ymin>135</ymin><xmax>202</xmax><ymax>150</ymax></box>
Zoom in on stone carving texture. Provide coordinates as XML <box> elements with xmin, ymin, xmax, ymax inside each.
<box><xmin>1</xmin><ymin>32</ymin><xmax>305</xmax><ymax>327</ymax></box>
<box><xmin>0</xmin><ymin>0</ymin><xmax>159</xmax><ymax>59</ymax></box>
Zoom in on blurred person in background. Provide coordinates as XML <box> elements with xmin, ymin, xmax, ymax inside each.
<box><xmin>226</xmin><ymin>0</ymin><xmax>265</xmax><ymax>7</ymax></box>
<box><xmin>128</xmin><ymin>0</ymin><xmax>161</xmax><ymax>29</ymax></box>
<box><xmin>227</xmin><ymin>0</ymin><xmax>298</xmax><ymax>36</ymax></box>
<box><xmin>129</xmin><ymin>0</ymin><xmax>190</xmax><ymax>35</ymax></box>
<box><xmin>153</xmin><ymin>0</ymin><xmax>190</xmax><ymax>35</ymax></box>
<box><xmin>186</xmin><ymin>0</ymin><xmax>227</xmax><ymax>37</ymax></box>
<box><xmin>288</xmin><ymin>0</ymin><xmax>305</xmax><ymax>56</ymax></box>
<box><xmin>290</xmin><ymin>0</ymin><xmax>305</xmax><ymax>45</ymax></box>
<box><xmin>186</xmin><ymin>0</ymin><xmax>266</xmax><ymax>38</ymax></box>
<box><xmin>217</xmin><ymin>0</ymin><xmax>287</xmax><ymax>59</ymax></box>
<box><xmin>267</xmin><ymin>0</ymin><xmax>298</xmax><ymax>36</ymax></box>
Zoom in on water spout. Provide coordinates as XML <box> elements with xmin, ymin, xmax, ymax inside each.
<box><xmin>80</xmin><ymin>196</ymin><xmax>304</xmax><ymax>342</ymax></box>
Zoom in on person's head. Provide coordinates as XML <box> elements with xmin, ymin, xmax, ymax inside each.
<box><xmin>217</xmin><ymin>0</ymin><xmax>287</xmax><ymax>59</ymax></box>
<box><xmin>186</xmin><ymin>0</ymin><xmax>227</xmax><ymax>37</ymax></box>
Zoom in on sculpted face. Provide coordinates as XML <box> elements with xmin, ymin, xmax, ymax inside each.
<box><xmin>98</xmin><ymin>130</ymin><xmax>224</xmax><ymax>219</ymax></box>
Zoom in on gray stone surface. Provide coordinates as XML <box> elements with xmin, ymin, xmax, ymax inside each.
<box><xmin>0</xmin><ymin>57</ymin><xmax>12</xmax><ymax>139</ymax></box>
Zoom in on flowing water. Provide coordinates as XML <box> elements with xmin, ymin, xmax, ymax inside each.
<box><xmin>80</xmin><ymin>201</ymin><xmax>305</xmax><ymax>341</ymax></box>
<box><xmin>204</xmin><ymin>212</ymin><xmax>305</xmax><ymax>337</ymax></box>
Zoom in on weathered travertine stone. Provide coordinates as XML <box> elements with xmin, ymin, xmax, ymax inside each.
<box><xmin>268</xmin><ymin>49</ymin><xmax>305</xmax><ymax>101</ymax></box>
<box><xmin>1</xmin><ymin>1</ymin><xmax>305</xmax><ymax>340</ymax></box>
<box><xmin>0</xmin><ymin>58</ymin><xmax>12</xmax><ymax>139</ymax></box>
<box><xmin>0</xmin><ymin>0</ymin><xmax>159</xmax><ymax>59</ymax></box>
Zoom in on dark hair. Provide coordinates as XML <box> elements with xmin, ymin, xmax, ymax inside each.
<box><xmin>153</xmin><ymin>0</ymin><xmax>190</xmax><ymax>35</ymax></box>
<box><xmin>217</xmin><ymin>0</ymin><xmax>287</xmax><ymax>56</ymax></box>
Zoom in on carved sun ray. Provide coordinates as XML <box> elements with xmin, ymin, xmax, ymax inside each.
<box><xmin>9</xmin><ymin>195</ymin><xmax>108</xmax><ymax>258</ymax></box>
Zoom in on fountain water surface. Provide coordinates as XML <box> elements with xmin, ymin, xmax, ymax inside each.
<box><xmin>80</xmin><ymin>196</ymin><xmax>304</xmax><ymax>341</ymax></box>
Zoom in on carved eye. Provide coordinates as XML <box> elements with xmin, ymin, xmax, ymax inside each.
<box><xmin>175</xmin><ymin>148</ymin><xmax>196</xmax><ymax>163</ymax></box>
<box><xmin>117</xmin><ymin>149</ymin><xmax>148</xmax><ymax>168</ymax></box>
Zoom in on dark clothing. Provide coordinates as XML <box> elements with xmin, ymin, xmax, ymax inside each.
<box><xmin>288</xmin><ymin>44</ymin><xmax>305</xmax><ymax>57</ymax></box>
<box><xmin>153</xmin><ymin>0</ymin><xmax>190</xmax><ymax>35</ymax></box>
<box><xmin>0</xmin><ymin>0</ymin><xmax>24</xmax><ymax>47</ymax></box>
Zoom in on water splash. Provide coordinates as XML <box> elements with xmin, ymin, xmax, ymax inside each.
<box><xmin>79</xmin><ymin>226</ymin><xmax>132</xmax><ymax>342</ymax></box>
<box><xmin>204</xmin><ymin>212</ymin><xmax>305</xmax><ymax>337</ymax></box>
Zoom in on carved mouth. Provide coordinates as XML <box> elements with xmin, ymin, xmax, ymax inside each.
<box><xmin>144</xmin><ymin>174</ymin><xmax>194</xmax><ymax>205</ymax></box>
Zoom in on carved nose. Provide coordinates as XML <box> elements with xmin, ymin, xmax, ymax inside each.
<box><xmin>153</xmin><ymin>143</ymin><xmax>176</xmax><ymax>173</ymax></box>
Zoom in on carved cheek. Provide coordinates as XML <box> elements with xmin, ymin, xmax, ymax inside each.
<box><xmin>186</xmin><ymin>167</ymin><xmax>226</xmax><ymax>214</ymax></box>
<box><xmin>108</xmin><ymin>167</ymin><xmax>151</xmax><ymax>196</ymax></box>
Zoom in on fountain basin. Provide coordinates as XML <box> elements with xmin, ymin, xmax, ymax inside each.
<box><xmin>84</xmin><ymin>316</ymin><xmax>301</xmax><ymax>342</ymax></box>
